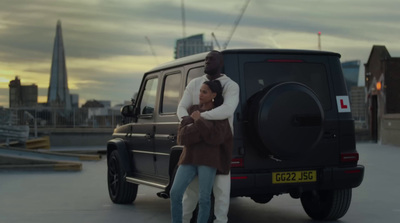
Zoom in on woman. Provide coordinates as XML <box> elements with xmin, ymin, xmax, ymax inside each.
<box><xmin>170</xmin><ymin>80</ymin><xmax>233</xmax><ymax>223</ymax></box>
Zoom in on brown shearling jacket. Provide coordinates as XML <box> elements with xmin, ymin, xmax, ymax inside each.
<box><xmin>177</xmin><ymin>105</ymin><xmax>233</xmax><ymax>174</ymax></box>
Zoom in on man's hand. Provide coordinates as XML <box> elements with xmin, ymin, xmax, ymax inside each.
<box><xmin>190</xmin><ymin>110</ymin><xmax>201</xmax><ymax>121</ymax></box>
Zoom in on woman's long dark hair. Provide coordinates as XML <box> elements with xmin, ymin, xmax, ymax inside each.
<box><xmin>203</xmin><ymin>80</ymin><xmax>224</xmax><ymax>107</ymax></box>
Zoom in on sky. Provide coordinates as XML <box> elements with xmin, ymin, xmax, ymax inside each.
<box><xmin>1</xmin><ymin>0</ymin><xmax>399</xmax><ymax>108</ymax></box>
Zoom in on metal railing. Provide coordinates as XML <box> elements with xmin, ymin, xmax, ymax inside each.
<box><xmin>1</xmin><ymin>107</ymin><xmax>123</xmax><ymax>129</ymax></box>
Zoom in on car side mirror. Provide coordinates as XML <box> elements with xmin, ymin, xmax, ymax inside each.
<box><xmin>121</xmin><ymin>105</ymin><xmax>137</xmax><ymax>118</ymax></box>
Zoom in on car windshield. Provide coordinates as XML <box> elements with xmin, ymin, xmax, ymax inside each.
<box><xmin>244</xmin><ymin>61</ymin><xmax>332</xmax><ymax>110</ymax></box>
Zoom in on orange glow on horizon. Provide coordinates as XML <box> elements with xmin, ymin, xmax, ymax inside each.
<box><xmin>38</xmin><ymin>96</ymin><xmax>47</xmax><ymax>103</ymax></box>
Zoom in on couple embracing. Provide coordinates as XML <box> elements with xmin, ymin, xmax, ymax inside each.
<box><xmin>170</xmin><ymin>50</ymin><xmax>240</xmax><ymax>223</ymax></box>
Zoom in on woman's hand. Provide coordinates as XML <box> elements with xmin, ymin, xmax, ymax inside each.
<box><xmin>190</xmin><ymin>110</ymin><xmax>201</xmax><ymax>121</ymax></box>
<box><xmin>180</xmin><ymin>116</ymin><xmax>194</xmax><ymax>126</ymax></box>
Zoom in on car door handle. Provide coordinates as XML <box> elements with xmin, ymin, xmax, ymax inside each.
<box><xmin>145</xmin><ymin>134</ymin><xmax>153</xmax><ymax>139</ymax></box>
<box><xmin>167</xmin><ymin>134</ymin><xmax>176</xmax><ymax>141</ymax></box>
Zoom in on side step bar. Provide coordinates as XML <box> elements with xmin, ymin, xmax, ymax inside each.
<box><xmin>125</xmin><ymin>176</ymin><xmax>167</xmax><ymax>189</ymax></box>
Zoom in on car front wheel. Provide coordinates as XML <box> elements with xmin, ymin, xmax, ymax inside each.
<box><xmin>107</xmin><ymin>150</ymin><xmax>138</xmax><ymax>204</ymax></box>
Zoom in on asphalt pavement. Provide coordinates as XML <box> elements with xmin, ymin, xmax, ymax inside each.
<box><xmin>0</xmin><ymin>142</ymin><xmax>400</xmax><ymax>223</ymax></box>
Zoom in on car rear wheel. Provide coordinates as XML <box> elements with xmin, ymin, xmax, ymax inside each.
<box><xmin>107</xmin><ymin>150</ymin><xmax>138</xmax><ymax>204</ymax></box>
<box><xmin>300</xmin><ymin>189</ymin><xmax>352</xmax><ymax>220</ymax></box>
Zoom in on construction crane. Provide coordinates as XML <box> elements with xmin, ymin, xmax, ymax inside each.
<box><xmin>145</xmin><ymin>36</ymin><xmax>159</xmax><ymax>65</ymax></box>
<box><xmin>211</xmin><ymin>32</ymin><xmax>221</xmax><ymax>50</ymax></box>
<box><xmin>221</xmin><ymin>0</ymin><xmax>251</xmax><ymax>50</ymax></box>
<box><xmin>181</xmin><ymin>0</ymin><xmax>186</xmax><ymax>39</ymax></box>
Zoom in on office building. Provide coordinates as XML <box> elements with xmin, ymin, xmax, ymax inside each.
<box><xmin>174</xmin><ymin>34</ymin><xmax>213</xmax><ymax>59</ymax></box>
<box><xmin>342</xmin><ymin>60</ymin><xmax>360</xmax><ymax>93</ymax></box>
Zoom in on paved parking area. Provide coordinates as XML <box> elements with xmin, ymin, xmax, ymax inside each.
<box><xmin>1</xmin><ymin>143</ymin><xmax>400</xmax><ymax>223</ymax></box>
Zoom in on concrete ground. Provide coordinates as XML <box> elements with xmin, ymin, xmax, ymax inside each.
<box><xmin>0</xmin><ymin>142</ymin><xmax>400</xmax><ymax>223</ymax></box>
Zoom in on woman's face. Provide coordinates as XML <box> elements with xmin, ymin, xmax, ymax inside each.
<box><xmin>199</xmin><ymin>84</ymin><xmax>216</xmax><ymax>105</ymax></box>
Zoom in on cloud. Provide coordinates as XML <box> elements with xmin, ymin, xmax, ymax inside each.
<box><xmin>1</xmin><ymin>0</ymin><xmax>400</xmax><ymax>108</ymax></box>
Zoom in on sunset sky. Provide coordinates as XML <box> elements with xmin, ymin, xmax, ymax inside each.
<box><xmin>1</xmin><ymin>0</ymin><xmax>399</xmax><ymax>108</ymax></box>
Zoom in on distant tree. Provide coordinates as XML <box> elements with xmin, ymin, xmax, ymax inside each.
<box><xmin>81</xmin><ymin>100</ymin><xmax>104</xmax><ymax>108</ymax></box>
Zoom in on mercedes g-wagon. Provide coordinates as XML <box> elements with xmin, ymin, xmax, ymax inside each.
<box><xmin>107</xmin><ymin>49</ymin><xmax>364</xmax><ymax>220</ymax></box>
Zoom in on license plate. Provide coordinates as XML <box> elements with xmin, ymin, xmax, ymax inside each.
<box><xmin>272</xmin><ymin>170</ymin><xmax>317</xmax><ymax>184</ymax></box>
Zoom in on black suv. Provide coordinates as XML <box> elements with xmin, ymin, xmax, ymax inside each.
<box><xmin>107</xmin><ymin>49</ymin><xmax>364</xmax><ymax>220</ymax></box>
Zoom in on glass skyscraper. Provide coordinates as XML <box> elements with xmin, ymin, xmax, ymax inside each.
<box><xmin>47</xmin><ymin>20</ymin><xmax>71</xmax><ymax>110</ymax></box>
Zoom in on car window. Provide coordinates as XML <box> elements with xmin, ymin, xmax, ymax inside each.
<box><xmin>244</xmin><ymin>62</ymin><xmax>331</xmax><ymax>110</ymax></box>
<box><xmin>161</xmin><ymin>72</ymin><xmax>181</xmax><ymax>114</ymax></box>
<box><xmin>186</xmin><ymin>67</ymin><xmax>204</xmax><ymax>86</ymax></box>
<box><xmin>140</xmin><ymin>78</ymin><xmax>158</xmax><ymax>115</ymax></box>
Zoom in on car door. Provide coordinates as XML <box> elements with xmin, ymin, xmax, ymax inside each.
<box><xmin>129</xmin><ymin>74</ymin><xmax>159</xmax><ymax>176</ymax></box>
<box><xmin>154</xmin><ymin>65</ymin><xmax>204</xmax><ymax>178</ymax></box>
<box><xmin>154</xmin><ymin>70</ymin><xmax>182</xmax><ymax>178</ymax></box>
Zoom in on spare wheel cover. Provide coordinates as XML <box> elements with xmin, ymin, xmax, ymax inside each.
<box><xmin>255</xmin><ymin>82</ymin><xmax>324</xmax><ymax>159</ymax></box>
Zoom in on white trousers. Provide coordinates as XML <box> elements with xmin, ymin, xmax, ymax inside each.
<box><xmin>182</xmin><ymin>173</ymin><xmax>231</xmax><ymax>223</ymax></box>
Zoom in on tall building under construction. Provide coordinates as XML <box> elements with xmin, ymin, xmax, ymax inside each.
<box><xmin>47</xmin><ymin>20</ymin><xmax>71</xmax><ymax>110</ymax></box>
<box><xmin>174</xmin><ymin>34</ymin><xmax>213</xmax><ymax>59</ymax></box>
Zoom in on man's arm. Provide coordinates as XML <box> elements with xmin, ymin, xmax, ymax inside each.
<box><xmin>201</xmin><ymin>81</ymin><xmax>239</xmax><ymax>120</ymax></box>
<box><xmin>177</xmin><ymin>81</ymin><xmax>195</xmax><ymax>121</ymax></box>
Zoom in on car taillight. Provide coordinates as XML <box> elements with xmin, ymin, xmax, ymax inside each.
<box><xmin>341</xmin><ymin>152</ymin><xmax>359</xmax><ymax>162</ymax></box>
<box><xmin>231</xmin><ymin>158</ymin><xmax>244</xmax><ymax>168</ymax></box>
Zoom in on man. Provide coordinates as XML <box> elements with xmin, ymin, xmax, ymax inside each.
<box><xmin>176</xmin><ymin>50</ymin><xmax>239</xmax><ymax>223</ymax></box>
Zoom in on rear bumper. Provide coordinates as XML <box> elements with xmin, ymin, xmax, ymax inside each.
<box><xmin>320</xmin><ymin>165</ymin><xmax>364</xmax><ymax>189</ymax></box>
<box><xmin>230</xmin><ymin>165</ymin><xmax>365</xmax><ymax>197</ymax></box>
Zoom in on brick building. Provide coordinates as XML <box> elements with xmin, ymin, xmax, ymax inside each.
<box><xmin>364</xmin><ymin>45</ymin><xmax>400</xmax><ymax>143</ymax></box>
<box><xmin>9</xmin><ymin>76</ymin><xmax>38</xmax><ymax>108</ymax></box>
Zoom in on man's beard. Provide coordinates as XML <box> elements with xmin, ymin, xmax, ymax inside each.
<box><xmin>205</xmin><ymin>68</ymin><xmax>218</xmax><ymax>76</ymax></box>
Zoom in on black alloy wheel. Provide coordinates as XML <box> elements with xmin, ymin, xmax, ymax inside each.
<box><xmin>107</xmin><ymin>150</ymin><xmax>138</xmax><ymax>204</ymax></box>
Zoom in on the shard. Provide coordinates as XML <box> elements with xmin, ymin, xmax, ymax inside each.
<box><xmin>47</xmin><ymin>20</ymin><xmax>71</xmax><ymax>110</ymax></box>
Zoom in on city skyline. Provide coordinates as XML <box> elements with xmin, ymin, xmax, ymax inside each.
<box><xmin>1</xmin><ymin>0</ymin><xmax>400</xmax><ymax>108</ymax></box>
